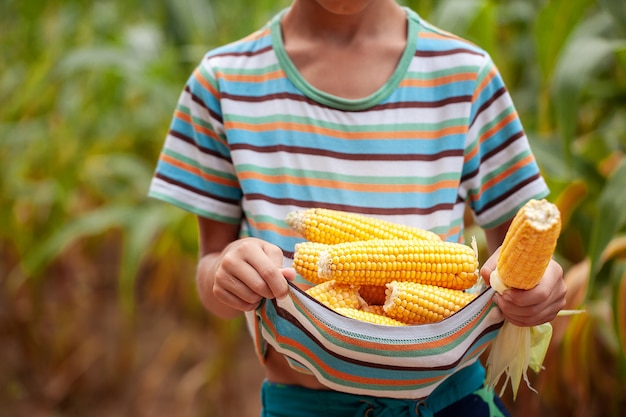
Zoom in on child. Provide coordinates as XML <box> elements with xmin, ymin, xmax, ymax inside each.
<box><xmin>149</xmin><ymin>0</ymin><xmax>566</xmax><ymax>415</ymax></box>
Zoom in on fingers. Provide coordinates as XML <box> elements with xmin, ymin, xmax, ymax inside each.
<box><xmin>281</xmin><ymin>267</ymin><xmax>297</xmax><ymax>282</ymax></box>
<box><xmin>212</xmin><ymin>238</ymin><xmax>290</xmax><ymax>311</ymax></box>
<box><xmin>494</xmin><ymin>260</ymin><xmax>566</xmax><ymax>327</ymax></box>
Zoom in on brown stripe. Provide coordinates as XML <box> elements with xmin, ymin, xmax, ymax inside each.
<box><xmin>415</xmin><ymin>48</ymin><xmax>484</xmax><ymax>58</ymax></box>
<box><xmin>230</xmin><ymin>143</ymin><xmax>464</xmax><ymax>161</ymax></box>
<box><xmin>371</xmin><ymin>95</ymin><xmax>472</xmax><ymax>111</ymax></box>
<box><xmin>221</xmin><ymin>91</ymin><xmax>333</xmax><ymax>110</ymax></box>
<box><xmin>245</xmin><ymin>194</ymin><xmax>455</xmax><ymax>218</ymax></box>
<box><xmin>185</xmin><ymin>85</ymin><xmax>223</xmax><ymax>124</ymax></box>
<box><xmin>461</xmin><ymin>130</ymin><xmax>526</xmax><ymax>183</ymax></box>
<box><xmin>481</xmin><ymin>130</ymin><xmax>525</xmax><ymax>162</ymax></box>
<box><xmin>209</xmin><ymin>45</ymin><xmax>273</xmax><ymax>59</ymax></box>
<box><xmin>473</xmin><ymin>172</ymin><xmax>543</xmax><ymax>216</ymax></box>
<box><xmin>155</xmin><ymin>173</ymin><xmax>240</xmax><ymax>205</ymax></box>
<box><xmin>469</xmin><ymin>86</ymin><xmax>507</xmax><ymax>129</ymax></box>
<box><xmin>168</xmin><ymin>129</ymin><xmax>231</xmax><ymax>162</ymax></box>
<box><xmin>221</xmin><ymin>91</ymin><xmax>472</xmax><ymax>111</ymax></box>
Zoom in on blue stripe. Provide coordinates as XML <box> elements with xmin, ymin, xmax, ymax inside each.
<box><xmin>157</xmin><ymin>161</ymin><xmax>241</xmax><ymax>200</ymax></box>
<box><xmin>227</xmin><ymin>130</ymin><xmax>467</xmax><ymax>154</ymax></box>
<box><xmin>207</xmin><ymin>32</ymin><xmax>273</xmax><ymax>57</ymax></box>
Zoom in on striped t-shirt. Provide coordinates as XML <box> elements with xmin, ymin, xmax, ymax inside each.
<box><xmin>149</xmin><ymin>7</ymin><xmax>548</xmax><ymax>260</ymax></box>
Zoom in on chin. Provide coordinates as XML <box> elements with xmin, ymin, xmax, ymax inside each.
<box><xmin>314</xmin><ymin>0</ymin><xmax>375</xmax><ymax>15</ymax></box>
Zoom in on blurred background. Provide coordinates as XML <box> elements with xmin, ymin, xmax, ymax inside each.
<box><xmin>1</xmin><ymin>0</ymin><xmax>625</xmax><ymax>416</ymax></box>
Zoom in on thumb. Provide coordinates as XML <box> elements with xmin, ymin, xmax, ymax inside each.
<box><xmin>480</xmin><ymin>249</ymin><xmax>500</xmax><ymax>286</ymax></box>
<box><xmin>281</xmin><ymin>267</ymin><xmax>297</xmax><ymax>282</ymax></box>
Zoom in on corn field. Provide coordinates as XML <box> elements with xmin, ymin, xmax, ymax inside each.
<box><xmin>1</xmin><ymin>0</ymin><xmax>625</xmax><ymax>416</ymax></box>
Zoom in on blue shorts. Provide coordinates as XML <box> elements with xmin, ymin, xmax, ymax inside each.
<box><xmin>260</xmin><ymin>362</ymin><xmax>511</xmax><ymax>417</ymax></box>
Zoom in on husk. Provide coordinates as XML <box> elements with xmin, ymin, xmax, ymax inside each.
<box><xmin>485</xmin><ymin>271</ymin><xmax>554</xmax><ymax>399</ymax></box>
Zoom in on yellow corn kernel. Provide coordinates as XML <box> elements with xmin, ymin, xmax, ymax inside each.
<box><xmin>318</xmin><ymin>239</ymin><xmax>479</xmax><ymax>290</ymax></box>
<box><xmin>333</xmin><ymin>307</ymin><xmax>406</xmax><ymax>326</ymax></box>
<box><xmin>359</xmin><ymin>285</ymin><xmax>387</xmax><ymax>306</ymax></box>
<box><xmin>293</xmin><ymin>241</ymin><xmax>330</xmax><ymax>284</ymax></box>
<box><xmin>305</xmin><ymin>280</ymin><xmax>364</xmax><ymax>310</ymax></box>
<box><xmin>285</xmin><ymin>208</ymin><xmax>441</xmax><ymax>244</ymax></box>
<box><xmin>361</xmin><ymin>304</ymin><xmax>385</xmax><ymax>315</ymax></box>
<box><xmin>383</xmin><ymin>281</ymin><xmax>476</xmax><ymax>325</ymax></box>
<box><xmin>494</xmin><ymin>199</ymin><xmax>562</xmax><ymax>290</ymax></box>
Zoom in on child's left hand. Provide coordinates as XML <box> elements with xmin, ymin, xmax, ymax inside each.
<box><xmin>481</xmin><ymin>251</ymin><xmax>567</xmax><ymax>327</ymax></box>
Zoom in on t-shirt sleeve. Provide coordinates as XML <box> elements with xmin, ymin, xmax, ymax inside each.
<box><xmin>148</xmin><ymin>58</ymin><xmax>243</xmax><ymax>224</ymax></box>
<box><xmin>460</xmin><ymin>54</ymin><xmax>549</xmax><ymax>229</ymax></box>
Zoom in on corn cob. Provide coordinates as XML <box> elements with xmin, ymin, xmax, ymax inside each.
<box><xmin>383</xmin><ymin>281</ymin><xmax>477</xmax><ymax>325</ymax></box>
<box><xmin>485</xmin><ymin>199</ymin><xmax>562</xmax><ymax>400</ymax></box>
<box><xmin>293</xmin><ymin>242</ymin><xmax>330</xmax><ymax>284</ymax></box>
<box><xmin>285</xmin><ymin>208</ymin><xmax>441</xmax><ymax>244</ymax></box>
<box><xmin>492</xmin><ymin>199</ymin><xmax>562</xmax><ymax>291</ymax></box>
<box><xmin>305</xmin><ymin>280</ymin><xmax>365</xmax><ymax>310</ymax></box>
<box><xmin>333</xmin><ymin>307</ymin><xmax>407</xmax><ymax>326</ymax></box>
<box><xmin>317</xmin><ymin>239</ymin><xmax>479</xmax><ymax>290</ymax></box>
<box><xmin>358</xmin><ymin>284</ymin><xmax>387</xmax><ymax>305</ymax></box>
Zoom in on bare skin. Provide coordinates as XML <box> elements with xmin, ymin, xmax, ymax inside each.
<box><xmin>194</xmin><ymin>0</ymin><xmax>567</xmax><ymax>390</ymax></box>
<box><xmin>281</xmin><ymin>0</ymin><xmax>408</xmax><ymax>98</ymax></box>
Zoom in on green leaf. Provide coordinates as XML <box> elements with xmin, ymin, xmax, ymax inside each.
<box><xmin>552</xmin><ymin>36</ymin><xmax>626</xmax><ymax>166</ymax></box>
<box><xmin>22</xmin><ymin>205</ymin><xmax>136</xmax><ymax>277</ymax></box>
<box><xmin>526</xmin><ymin>134</ymin><xmax>570</xmax><ymax>180</ymax></box>
<box><xmin>614</xmin><ymin>262</ymin><xmax>626</xmax><ymax>362</ymax></box>
<box><xmin>599</xmin><ymin>0</ymin><xmax>626</xmax><ymax>36</ymax></box>
<box><xmin>466</xmin><ymin>1</ymin><xmax>498</xmax><ymax>57</ymax></box>
<box><xmin>588</xmin><ymin>160</ymin><xmax>626</xmax><ymax>281</ymax></box>
<box><xmin>534</xmin><ymin>0</ymin><xmax>595</xmax><ymax>83</ymax></box>
<box><xmin>430</xmin><ymin>0</ymin><xmax>483</xmax><ymax>34</ymax></box>
<box><xmin>117</xmin><ymin>203</ymin><xmax>173</xmax><ymax>317</ymax></box>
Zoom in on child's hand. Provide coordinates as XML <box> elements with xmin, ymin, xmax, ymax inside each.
<box><xmin>211</xmin><ymin>238</ymin><xmax>296</xmax><ymax>312</ymax></box>
<box><xmin>481</xmin><ymin>251</ymin><xmax>566</xmax><ymax>327</ymax></box>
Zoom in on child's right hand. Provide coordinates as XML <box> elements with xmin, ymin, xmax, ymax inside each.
<box><xmin>210</xmin><ymin>237</ymin><xmax>295</xmax><ymax>312</ymax></box>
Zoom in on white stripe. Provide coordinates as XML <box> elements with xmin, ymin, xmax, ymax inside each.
<box><xmin>149</xmin><ymin>178</ymin><xmax>240</xmax><ymax>218</ymax></box>
<box><xmin>231</xmin><ymin>148</ymin><xmax>463</xmax><ymax>177</ymax></box>
<box><xmin>222</xmin><ymin>97</ymin><xmax>470</xmax><ymax>125</ymax></box>
<box><xmin>164</xmin><ymin>133</ymin><xmax>234</xmax><ymax>175</ymax></box>
<box><xmin>208</xmin><ymin>47</ymin><xmax>278</xmax><ymax>70</ymax></box>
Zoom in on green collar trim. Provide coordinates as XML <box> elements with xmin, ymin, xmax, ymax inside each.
<box><xmin>270</xmin><ymin>7</ymin><xmax>419</xmax><ymax>111</ymax></box>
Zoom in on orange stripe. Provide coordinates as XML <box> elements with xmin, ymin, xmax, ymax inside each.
<box><xmin>193</xmin><ymin>67</ymin><xmax>219</xmax><ymax>98</ymax></box>
<box><xmin>246</xmin><ymin>217</ymin><xmax>301</xmax><ymax>238</ymax></box>
<box><xmin>237</xmin><ymin>172</ymin><xmax>459</xmax><ymax>194</ymax></box>
<box><xmin>174</xmin><ymin>109</ymin><xmax>226</xmax><ymax>146</ymax></box>
<box><xmin>224</xmin><ymin>120</ymin><xmax>466</xmax><ymax>140</ymax></box>
<box><xmin>252</xmin><ymin>313</ymin><xmax>267</xmax><ymax>364</ymax></box>
<box><xmin>419</xmin><ymin>31</ymin><xmax>465</xmax><ymax>42</ymax></box>
<box><xmin>471</xmin><ymin>154</ymin><xmax>536</xmax><ymax>203</ymax></box>
<box><xmin>442</xmin><ymin>223</ymin><xmax>463</xmax><ymax>242</ymax></box>
<box><xmin>218</xmin><ymin>69</ymin><xmax>285</xmax><ymax>83</ymax></box>
<box><xmin>471</xmin><ymin>66</ymin><xmax>496</xmax><ymax>104</ymax></box>
<box><xmin>480</xmin><ymin>112</ymin><xmax>518</xmax><ymax>145</ymax></box>
<box><xmin>174</xmin><ymin>109</ymin><xmax>192</xmax><ymax>124</ymax></box>
<box><xmin>160</xmin><ymin>154</ymin><xmax>238</xmax><ymax>188</ymax></box>
<box><xmin>400</xmin><ymin>72</ymin><xmax>476</xmax><ymax>88</ymax></box>
<box><xmin>464</xmin><ymin>142</ymin><xmax>479</xmax><ymax>165</ymax></box>
<box><xmin>463</xmin><ymin>109</ymin><xmax>517</xmax><ymax>165</ymax></box>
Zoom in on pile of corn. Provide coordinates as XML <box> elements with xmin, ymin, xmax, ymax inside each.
<box><xmin>286</xmin><ymin>208</ymin><xmax>481</xmax><ymax>326</ymax></box>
